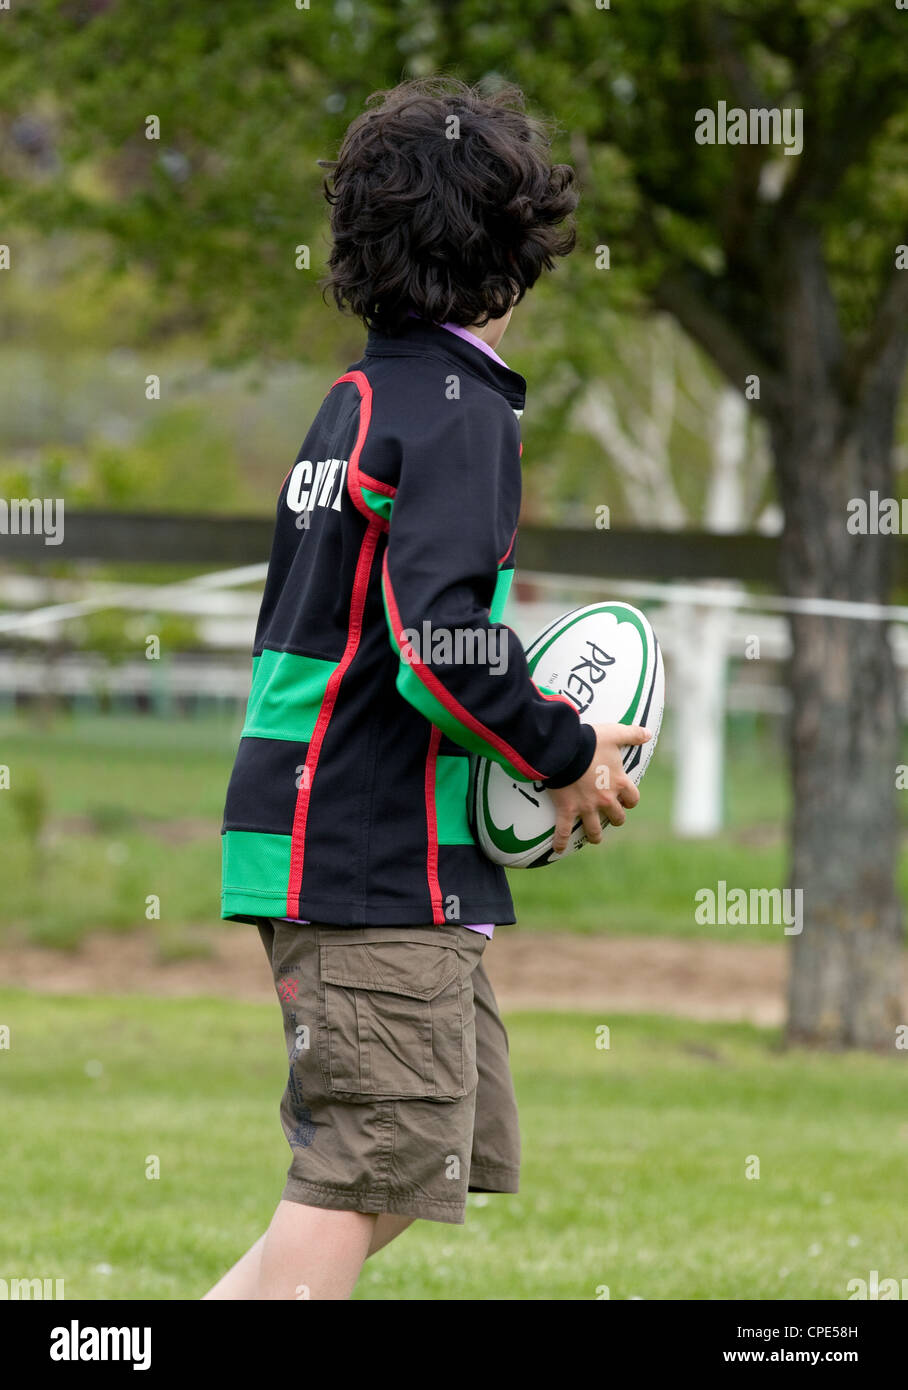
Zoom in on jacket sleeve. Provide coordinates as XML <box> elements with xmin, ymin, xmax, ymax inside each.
<box><xmin>380</xmin><ymin>394</ymin><xmax>596</xmax><ymax>786</ymax></box>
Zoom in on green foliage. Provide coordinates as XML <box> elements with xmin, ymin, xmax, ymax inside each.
<box><xmin>72</xmin><ymin>609</ymin><xmax>137</xmax><ymax>662</ymax></box>
<box><xmin>2</xmin><ymin>1</ymin><xmax>906</xmax><ymax>517</ymax></box>
<box><xmin>0</xmin><ymin>715</ymin><xmax>229</xmax><ymax>947</ymax></box>
<box><xmin>3</xmin><ymin>0</ymin><xmax>904</xmax><ymax>369</ymax></box>
<box><xmin>0</xmin><ymin>361</ymin><xmax>326</xmax><ymax>516</ymax></box>
<box><xmin>0</xmin><ymin>0</ymin><xmax>378</xmax><ymax>360</ymax></box>
<box><xmin>7</xmin><ymin>767</ymin><xmax>48</xmax><ymax>849</ymax></box>
<box><xmin>69</xmin><ymin>609</ymin><xmax>199</xmax><ymax>662</ymax></box>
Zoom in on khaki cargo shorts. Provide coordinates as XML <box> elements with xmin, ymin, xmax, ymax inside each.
<box><xmin>257</xmin><ymin>919</ymin><xmax>521</xmax><ymax>1225</ymax></box>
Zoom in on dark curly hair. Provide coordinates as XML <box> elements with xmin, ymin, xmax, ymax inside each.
<box><xmin>319</xmin><ymin>77</ymin><xmax>578</xmax><ymax>334</ymax></box>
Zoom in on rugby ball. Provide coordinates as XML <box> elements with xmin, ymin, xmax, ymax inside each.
<box><xmin>470</xmin><ymin>601</ymin><xmax>664</xmax><ymax>868</ymax></box>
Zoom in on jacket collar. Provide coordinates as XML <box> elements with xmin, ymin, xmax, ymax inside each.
<box><xmin>363</xmin><ymin>317</ymin><xmax>527</xmax><ymax>414</ymax></box>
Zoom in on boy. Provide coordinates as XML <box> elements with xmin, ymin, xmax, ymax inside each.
<box><xmin>205</xmin><ymin>77</ymin><xmax>648</xmax><ymax>1301</ymax></box>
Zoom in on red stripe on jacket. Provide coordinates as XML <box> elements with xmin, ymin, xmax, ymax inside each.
<box><xmin>336</xmin><ymin>371</ymin><xmax>396</xmax><ymax>528</ymax></box>
<box><xmin>381</xmin><ymin>553</ymin><xmax>545</xmax><ymax>782</ymax></box>
<box><xmin>498</xmin><ymin>526</ymin><xmax>518</xmax><ymax>566</ymax></box>
<box><xmin>423</xmin><ymin>726</ymin><xmax>445</xmax><ymax>924</ymax></box>
<box><xmin>286</xmin><ymin>373</ymin><xmax>379</xmax><ymax>914</ymax></box>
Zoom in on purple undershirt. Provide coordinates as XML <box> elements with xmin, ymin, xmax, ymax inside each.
<box><xmin>283</xmin><ymin>317</ymin><xmax>503</xmax><ymax>941</ymax></box>
<box><xmin>413</xmin><ymin>312</ymin><xmax>510</xmax><ymax>369</ymax></box>
<box><xmin>283</xmin><ymin>919</ymin><xmax>494</xmax><ymax>938</ymax></box>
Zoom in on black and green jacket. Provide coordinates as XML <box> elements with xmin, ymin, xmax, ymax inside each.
<box><xmin>221</xmin><ymin>317</ymin><xmax>595</xmax><ymax>926</ymax></box>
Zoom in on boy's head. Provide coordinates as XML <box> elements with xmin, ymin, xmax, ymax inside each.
<box><xmin>320</xmin><ymin>77</ymin><xmax>578</xmax><ymax>336</ymax></box>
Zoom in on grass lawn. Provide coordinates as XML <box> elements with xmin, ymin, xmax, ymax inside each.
<box><xmin>1</xmin><ymin>709</ymin><xmax>906</xmax><ymax>948</ymax></box>
<box><xmin>0</xmin><ymin>709</ymin><xmax>800</xmax><ymax>947</ymax></box>
<box><xmin>0</xmin><ymin>989</ymin><xmax>905</xmax><ymax>1300</ymax></box>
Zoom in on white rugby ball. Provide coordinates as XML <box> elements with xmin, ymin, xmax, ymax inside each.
<box><xmin>470</xmin><ymin>601</ymin><xmax>664</xmax><ymax>868</ymax></box>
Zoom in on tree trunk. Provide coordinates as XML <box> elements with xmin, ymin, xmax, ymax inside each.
<box><xmin>772</xmin><ymin>391</ymin><xmax>903</xmax><ymax>1048</ymax></box>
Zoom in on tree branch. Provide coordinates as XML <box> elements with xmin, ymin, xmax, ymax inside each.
<box><xmin>652</xmin><ymin>264</ymin><xmax>783</xmax><ymax>415</ymax></box>
<box><xmin>776</xmin><ymin>10</ymin><xmax>905</xmax><ymax>221</ymax></box>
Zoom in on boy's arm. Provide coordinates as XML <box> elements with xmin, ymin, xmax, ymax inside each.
<box><xmin>380</xmin><ymin>397</ymin><xmax>596</xmax><ymax>786</ymax></box>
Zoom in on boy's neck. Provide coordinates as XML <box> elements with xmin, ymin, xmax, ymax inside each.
<box><xmin>465</xmin><ymin>308</ymin><xmax>513</xmax><ymax>353</ymax></box>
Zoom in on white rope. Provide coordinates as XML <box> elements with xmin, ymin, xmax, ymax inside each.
<box><xmin>0</xmin><ymin>562</ymin><xmax>269</xmax><ymax>634</ymax></box>
<box><xmin>521</xmin><ymin>572</ymin><xmax>908</xmax><ymax>624</ymax></box>
<box><xmin>2</xmin><ymin>559</ymin><xmax>906</xmax><ymax>633</ymax></box>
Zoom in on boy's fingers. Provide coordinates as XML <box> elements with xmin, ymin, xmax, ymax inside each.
<box><xmin>600</xmin><ymin>794</ymin><xmax>626</xmax><ymax>828</ymax></box>
<box><xmin>615</xmin><ymin>723</ymin><xmax>652</xmax><ymax>746</ymax></box>
<box><xmin>552</xmin><ymin>808</ymin><xmax>575</xmax><ymax>855</ymax></box>
<box><xmin>581</xmin><ymin>808</ymin><xmax>603</xmax><ymax>845</ymax></box>
<box><xmin>617</xmin><ymin>779</ymin><xmax>640</xmax><ymax>809</ymax></box>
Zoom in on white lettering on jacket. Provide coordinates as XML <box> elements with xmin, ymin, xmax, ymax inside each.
<box><xmin>286</xmin><ymin>458</ymin><xmax>348</xmax><ymax>514</ymax></box>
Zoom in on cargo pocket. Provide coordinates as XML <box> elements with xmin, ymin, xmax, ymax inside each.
<box><xmin>318</xmin><ymin>933</ymin><xmax>474</xmax><ymax>1102</ymax></box>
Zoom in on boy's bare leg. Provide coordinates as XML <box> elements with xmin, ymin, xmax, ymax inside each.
<box><xmin>256</xmin><ymin>1201</ymin><xmax>374</xmax><ymax>1300</ymax></box>
<box><xmin>202</xmin><ymin>1209</ymin><xmax>415</xmax><ymax>1300</ymax></box>
<box><xmin>202</xmin><ymin>1234</ymin><xmax>266</xmax><ymax>1300</ymax></box>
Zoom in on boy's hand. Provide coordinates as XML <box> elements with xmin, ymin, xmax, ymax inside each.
<box><xmin>548</xmin><ymin>722</ymin><xmax>652</xmax><ymax>855</ymax></box>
